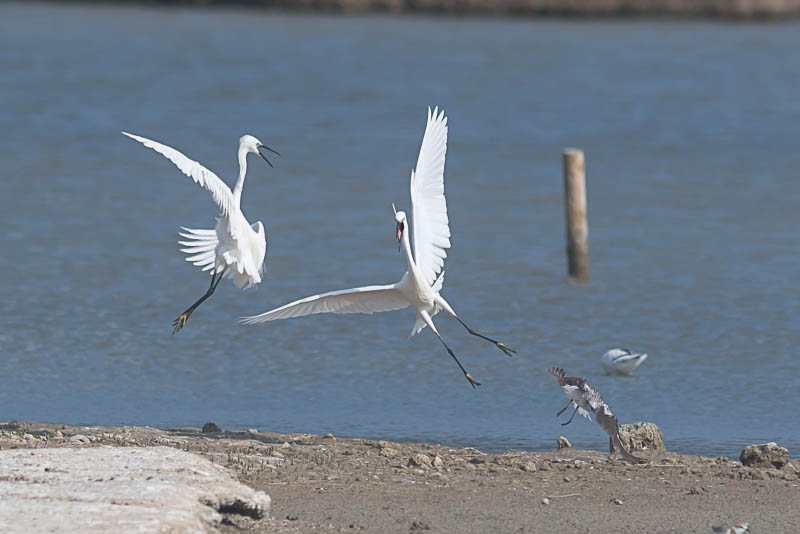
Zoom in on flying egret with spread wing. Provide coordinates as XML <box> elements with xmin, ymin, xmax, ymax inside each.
<box><xmin>122</xmin><ymin>132</ymin><xmax>279</xmax><ymax>334</ymax></box>
<box><xmin>242</xmin><ymin>107</ymin><xmax>515</xmax><ymax>387</ymax></box>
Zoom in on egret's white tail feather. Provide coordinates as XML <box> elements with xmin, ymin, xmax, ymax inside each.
<box><xmin>178</xmin><ymin>226</ymin><xmax>218</xmax><ymax>274</ymax></box>
<box><xmin>410</xmin><ymin>316</ymin><xmax>427</xmax><ymax>338</ymax></box>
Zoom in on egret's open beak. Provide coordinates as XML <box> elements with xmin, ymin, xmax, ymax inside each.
<box><xmin>257</xmin><ymin>144</ymin><xmax>280</xmax><ymax>168</ymax></box>
<box><xmin>396</xmin><ymin>222</ymin><xmax>403</xmax><ymax>252</ymax></box>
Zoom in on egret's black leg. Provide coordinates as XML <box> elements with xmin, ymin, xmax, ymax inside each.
<box><xmin>561</xmin><ymin>405</ymin><xmax>579</xmax><ymax>426</ymax></box>
<box><xmin>430</xmin><ymin>330</ymin><xmax>480</xmax><ymax>388</ymax></box>
<box><xmin>172</xmin><ymin>266</ymin><xmax>228</xmax><ymax>334</ymax></box>
<box><xmin>557</xmin><ymin>400</ymin><xmax>573</xmax><ymax>417</ymax></box>
<box><xmin>453</xmin><ymin>316</ymin><xmax>516</xmax><ymax>357</ymax></box>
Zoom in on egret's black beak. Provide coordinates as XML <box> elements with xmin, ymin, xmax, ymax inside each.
<box><xmin>257</xmin><ymin>144</ymin><xmax>280</xmax><ymax>168</ymax></box>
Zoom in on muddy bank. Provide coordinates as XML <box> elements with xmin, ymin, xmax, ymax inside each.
<box><xmin>50</xmin><ymin>0</ymin><xmax>800</xmax><ymax>18</ymax></box>
<box><xmin>1</xmin><ymin>421</ymin><xmax>798</xmax><ymax>533</ymax></box>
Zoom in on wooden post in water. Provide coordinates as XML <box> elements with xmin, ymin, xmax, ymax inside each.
<box><xmin>563</xmin><ymin>148</ymin><xmax>590</xmax><ymax>283</ymax></box>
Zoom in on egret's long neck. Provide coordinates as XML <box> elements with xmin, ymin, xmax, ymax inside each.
<box><xmin>400</xmin><ymin>226</ymin><xmax>421</xmax><ymax>278</ymax></box>
<box><xmin>233</xmin><ymin>146</ymin><xmax>248</xmax><ymax>209</ymax></box>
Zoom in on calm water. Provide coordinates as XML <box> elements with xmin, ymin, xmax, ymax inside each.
<box><xmin>1</xmin><ymin>2</ymin><xmax>799</xmax><ymax>458</ymax></box>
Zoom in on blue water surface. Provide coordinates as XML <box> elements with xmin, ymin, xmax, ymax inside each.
<box><xmin>1</xmin><ymin>2</ymin><xmax>799</xmax><ymax>457</ymax></box>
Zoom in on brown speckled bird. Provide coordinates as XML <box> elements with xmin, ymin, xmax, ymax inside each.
<box><xmin>547</xmin><ymin>367</ymin><xmax>645</xmax><ymax>464</ymax></box>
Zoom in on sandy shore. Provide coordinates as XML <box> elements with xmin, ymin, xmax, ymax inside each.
<box><xmin>1</xmin><ymin>421</ymin><xmax>798</xmax><ymax>533</ymax></box>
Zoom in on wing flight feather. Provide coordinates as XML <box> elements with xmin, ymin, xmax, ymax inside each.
<box><xmin>409</xmin><ymin>107</ymin><xmax>451</xmax><ymax>287</ymax></box>
<box><xmin>241</xmin><ymin>284</ymin><xmax>409</xmax><ymax>324</ymax></box>
<box><xmin>123</xmin><ymin>132</ymin><xmax>235</xmax><ymax>217</ymax></box>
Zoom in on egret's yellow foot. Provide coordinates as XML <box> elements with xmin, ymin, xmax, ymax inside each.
<box><xmin>465</xmin><ymin>373</ymin><xmax>481</xmax><ymax>388</ymax></box>
<box><xmin>172</xmin><ymin>312</ymin><xmax>191</xmax><ymax>334</ymax></box>
<box><xmin>497</xmin><ymin>342</ymin><xmax>516</xmax><ymax>357</ymax></box>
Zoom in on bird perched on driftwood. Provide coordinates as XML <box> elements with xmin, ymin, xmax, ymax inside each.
<box><xmin>547</xmin><ymin>367</ymin><xmax>645</xmax><ymax>464</ymax></box>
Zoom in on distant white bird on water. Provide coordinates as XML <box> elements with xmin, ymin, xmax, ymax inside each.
<box><xmin>601</xmin><ymin>347</ymin><xmax>647</xmax><ymax>376</ymax></box>
<box><xmin>547</xmin><ymin>367</ymin><xmax>645</xmax><ymax>464</ymax></box>
<box><xmin>711</xmin><ymin>523</ymin><xmax>748</xmax><ymax>534</ymax></box>
<box><xmin>242</xmin><ymin>107</ymin><xmax>515</xmax><ymax>387</ymax></box>
<box><xmin>122</xmin><ymin>132</ymin><xmax>279</xmax><ymax>334</ymax></box>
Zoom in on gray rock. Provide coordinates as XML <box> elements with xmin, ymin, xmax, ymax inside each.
<box><xmin>0</xmin><ymin>446</ymin><xmax>270</xmax><ymax>533</ymax></box>
<box><xmin>202</xmin><ymin>422</ymin><xmax>221</xmax><ymax>433</ymax></box>
<box><xmin>739</xmin><ymin>442</ymin><xmax>789</xmax><ymax>469</ymax></box>
<box><xmin>557</xmin><ymin>436</ymin><xmax>571</xmax><ymax>449</ymax></box>
<box><xmin>614</xmin><ymin>422</ymin><xmax>665</xmax><ymax>452</ymax></box>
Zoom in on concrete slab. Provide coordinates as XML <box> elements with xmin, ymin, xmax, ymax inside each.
<box><xmin>0</xmin><ymin>446</ymin><xmax>270</xmax><ymax>533</ymax></box>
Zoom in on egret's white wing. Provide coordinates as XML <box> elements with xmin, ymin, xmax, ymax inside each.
<box><xmin>410</xmin><ymin>106</ymin><xmax>451</xmax><ymax>287</ymax></box>
<box><xmin>122</xmin><ymin>132</ymin><xmax>235</xmax><ymax>218</ymax></box>
<box><xmin>242</xmin><ymin>284</ymin><xmax>410</xmax><ymax>324</ymax></box>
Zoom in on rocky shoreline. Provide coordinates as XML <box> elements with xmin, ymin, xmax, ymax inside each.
<box><xmin>1</xmin><ymin>421</ymin><xmax>798</xmax><ymax>532</ymax></box>
<box><xmin>48</xmin><ymin>0</ymin><xmax>800</xmax><ymax>19</ymax></box>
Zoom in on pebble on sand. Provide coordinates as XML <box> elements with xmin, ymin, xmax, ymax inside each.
<box><xmin>408</xmin><ymin>453</ymin><xmax>433</xmax><ymax>468</ymax></box>
<box><xmin>521</xmin><ymin>461</ymin><xmax>537</xmax><ymax>472</ymax></box>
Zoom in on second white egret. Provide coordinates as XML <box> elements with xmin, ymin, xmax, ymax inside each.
<box><xmin>123</xmin><ymin>132</ymin><xmax>279</xmax><ymax>334</ymax></box>
<box><xmin>242</xmin><ymin>107</ymin><xmax>515</xmax><ymax>387</ymax></box>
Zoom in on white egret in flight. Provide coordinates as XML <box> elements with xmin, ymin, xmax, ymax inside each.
<box><xmin>242</xmin><ymin>107</ymin><xmax>515</xmax><ymax>387</ymax></box>
<box><xmin>122</xmin><ymin>132</ymin><xmax>279</xmax><ymax>333</ymax></box>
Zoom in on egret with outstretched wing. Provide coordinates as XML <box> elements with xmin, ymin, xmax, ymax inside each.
<box><xmin>123</xmin><ymin>132</ymin><xmax>278</xmax><ymax>333</ymax></box>
<box><xmin>243</xmin><ymin>107</ymin><xmax>515</xmax><ymax>387</ymax></box>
